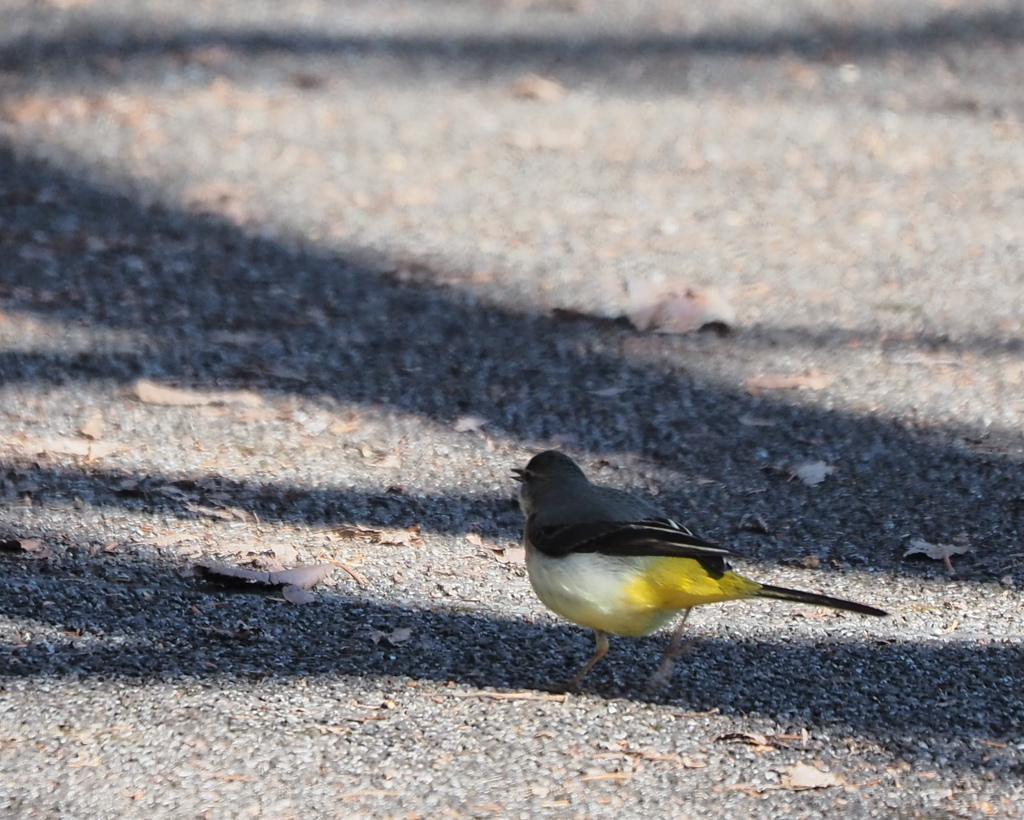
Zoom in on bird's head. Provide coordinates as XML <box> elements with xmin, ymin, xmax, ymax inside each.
<box><xmin>512</xmin><ymin>450</ymin><xmax>588</xmax><ymax>515</ymax></box>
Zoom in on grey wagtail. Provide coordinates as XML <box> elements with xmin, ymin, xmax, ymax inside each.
<box><xmin>513</xmin><ymin>450</ymin><xmax>888</xmax><ymax>691</ymax></box>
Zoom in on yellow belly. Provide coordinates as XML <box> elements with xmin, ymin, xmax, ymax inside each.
<box><xmin>527</xmin><ymin>550</ymin><xmax>760</xmax><ymax>638</ymax></box>
<box><xmin>626</xmin><ymin>555</ymin><xmax>760</xmax><ymax>613</ymax></box>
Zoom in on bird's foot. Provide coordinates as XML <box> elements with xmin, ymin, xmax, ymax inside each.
<box><xmin>647</xmin><ymin>638</ymin><xmax>695</xmax><ymax>693</ymax></box>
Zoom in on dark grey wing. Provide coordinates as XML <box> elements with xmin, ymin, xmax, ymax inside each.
<box><xmin>527</xmin><ymin>516</ymin><xmax>735</xmax><ymax>574</ymax></box>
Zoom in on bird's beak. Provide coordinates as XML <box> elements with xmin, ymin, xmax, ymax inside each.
<box><xmin>511</xmin><ymin>468</ymin><xmax>526</xmax><ymax>483</ymax></box>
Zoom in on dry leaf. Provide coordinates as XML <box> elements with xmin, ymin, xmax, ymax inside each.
<box><xmin>270</xmin><ymin>565</ymin><xmax>336</xmax><ymax>588</ymax></box>
<box><xmin>10</xmin><ymin>437</ymin><xmax>117</xmax><ymax>459</ymax></box>
<box><xmin>25</xmin><ymin>541</ymin><xmax>51</xmax><ymax>560</ymax></box>
<box><xmin>453</xmin><ymin>415</ymin><xmax>488</xmax><ymax>433</ymax></box>
<box><xmin>627</xmin><ymin>284</ymin><xmax>735</xmax><ymax>334</ymax></box>
<box><xmin>281</xmin><ymin>584</ymin><xmax>316</xmax><ymax>605</ymax></box>
<box><xmin>718</xmin><ymin>732</ymin><xmax>772</xmax><ymax>746</ymax></box>
<box><xmin>236</xmin><ymin>407</ymin><xmax>280</xmax><ymax>423</ymax></box>
<box><xmin>494</xmin><ymin>546</ymin><xmax>526</xmax><ymax>564</ymax></box>
<box><xmin>133</xmin><ymin>379</ymin><xmax>263</xmax><ymax>408</ymax></box>
<box><xmin>271</xmin><ymin>542</ymin><xmax>298</xmax><ymax>564</ymax></box>
<box><xmin>330</xmin><ymin>418</ymin><xmax>360</xmax><ymax>435</ymax></box>
<box><xmin>904</xmin><ymin>538</ymin><xmax>973</xmax><ymax>572</ymax></box>
<box><xmin>369</xmin><ymin>627</ymin><xmax>413</xmax><ymax>646</ymax></box>
<box><xmin>590</xmin><ymin>386</ymin><xmax>627</xmax><ymax>398</ymax></box>
<box><xmin>79</xmin><ymin>414</ymin><xmax>105</xmax><ymax>440</ymax></box>
<box><xmin>791</xmin><ymin>460</ymin><xmax>836</xmax><ymax>486</ymax></box>
<box><xmin>185</xmin><ymin>503</ymin><xmax>252</xmax><ymax>523</ymax></box>
<box><xmin>581</xmin><ymin>771</ymin><xmax>634</xmax><ymax>782</ymax></box>
<box><xmin>450</xmin><ymin>690</ymin><xmax>566</xmax><ymax>703</ymax></box>
<box><xmin>195</xmin><ymin>562</ymin><xmax>334</xmax><ymax>591</ymax></box>
<box><xmin>359</xmin><ymin>446</ymin><xmax>402</xmax><ymax>469</ymax></box>
<box><xmin>726</xmin><ymin>784</ymin><xmax>764</xmax><ymax>797</ymax></box>
<box><xmin>194</xmin><ymin>563</ymin><xmax>278</xmax><ymax>587</ymax></box>
<box><xmin>511</xmin><ymin>74</ymin><xmax>567</xmax><ymax>101</ymax></box>
<box><xmin>334</xmin><ymin>524</ymin><xmax>372</xmax><ymax>540</ymax></box>
<box><xmin>375</xmin><ymin>527</ymin><xmax>421</xmax><ymax>546</ymax></box>
<box><xmin>740</xmin><ymin>515</ymin><xmax>772</xmax><ymax>534</ymax></box>
<box><xmin>680</xmin><ymin>756</ymin><xmax>708</xmax><ymax>769</ymax></box>
<box><xmin>158</xmin><ymin>484</ymin><xmax>193</xmax><ymax>501</ymax></box>
<box><xmin>549</xmin><ymin>307</ymin><xmax>625</xmax><ymax>326</ymax></box>
<box><xmin>745</xmin><ymin>373</ymin><xmax>832</xmax><ymax>393</ymax></box>
<box><xmin>334</xmin><ymin>562</ymin><xmax>369</xmax><ymax>585</ymax></box>
<box><xmin>469</xmin><ymin>532</ymin><xmax>524</xmax><ymax>562</ymax></box>
<box><xmin>718</xmin><ymin>732</ymin><xmax>777</xmax><ymax>754</ymax></box>
<box><xmin>335</xmin><ymin>524</ymin><xmax>422</xmax><ymax>547</ymax></box>
<box><xmin>382</xmin><ymin>532</ymin><xmax>417</xmax><ymax>544</ymax></box>
<box><xmin>0</xmin><ymin>537</ymin><xmax>50</xmax><ymax>558</ymax></box>
<box><xmin>779</xmin><ymin>762</ymin><xmax>841</xmax><ymax>791</ymax></box>
<box><xmin>141</xmin><ymin>532</ymin><xmax>196</xmax><ymax>548</ymax></box>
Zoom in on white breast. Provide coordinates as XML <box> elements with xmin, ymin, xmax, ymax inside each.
<box><xmin>525</xmin><ymin>546</ymin><xmax>677</xmax><ymax>637</ymax></box>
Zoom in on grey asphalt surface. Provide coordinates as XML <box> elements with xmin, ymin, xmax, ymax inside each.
<box><xmin>1</xmin><ymin>1</ymin><xmax>1024</xmax><ymax>818</ymax></box>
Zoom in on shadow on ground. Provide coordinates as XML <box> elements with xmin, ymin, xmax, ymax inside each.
<box><xmin>1</xmin><ymin>146</ymin><xmax>1021</xmax><ymax>569</ymax></box>
<box><xmin>1</xmin><ymin>39</ymin><xmax>1023</xmax><ymax>780</ymax></box>
<box><xmin>1</xmin><ymin>548</ymin><xmax>1021</xmax><ymax>772</ymax></box>
<box><xmin>1</xmin><ymin>6</ymin><xmax>1023</xmax><ymax>84</ymax></box>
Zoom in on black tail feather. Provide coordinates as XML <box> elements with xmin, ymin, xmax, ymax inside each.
<box><xmin>756</xmin><ymin>584</ymin><xmax>888</xmax><ymax>617</ymax></box>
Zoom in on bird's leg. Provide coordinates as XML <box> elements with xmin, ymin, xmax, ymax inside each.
<box><xmin>562</xmin><ymin>630</ymin><xmax>609</xmax><ymax>692</ymax></box>
<box><xmin>647</xmin><ymin>608</ymin><xmax>694</xmax><ymax>693</ymax></box>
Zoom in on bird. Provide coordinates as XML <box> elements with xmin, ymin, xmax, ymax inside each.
<box><xmin>512</xmin><ymin>450</ymin><xmax>888</xmax><ymax>692</ymax></box>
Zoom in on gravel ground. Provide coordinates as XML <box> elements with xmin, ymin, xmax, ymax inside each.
<box><xmin>1</xmin><ymin>1</ymin><xmax>1023</xmax><ymax>818</ymax></box>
